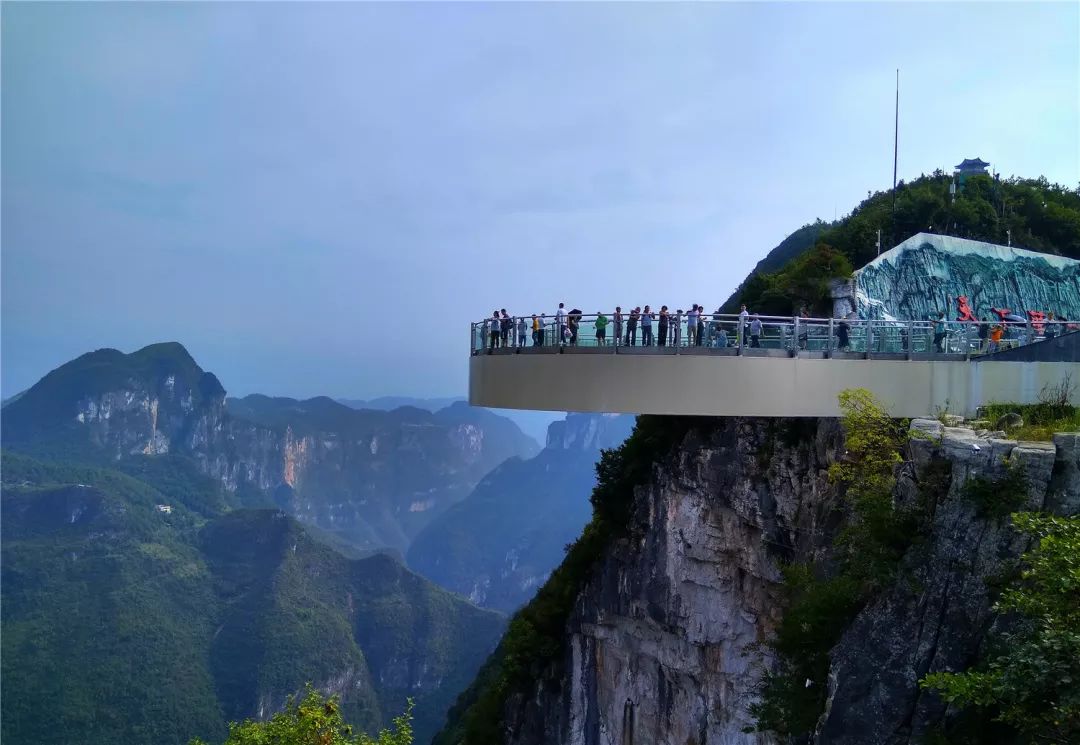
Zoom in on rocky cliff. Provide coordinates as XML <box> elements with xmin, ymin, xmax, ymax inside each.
<box><xmin>439</xmin><ymin>415</ymin><xmax>1079</xmax><ymax>745</ymax></box>
<box><xmin>1</xmin><ymin>343</ymin><xmax>536</xmax><ymax>551</ymax></box>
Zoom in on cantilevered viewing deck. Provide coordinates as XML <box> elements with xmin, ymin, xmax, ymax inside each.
<box><xmin>469</xmin><ymin>314</ymin><xmax>1080</xmax><ymax>418</ymax></box>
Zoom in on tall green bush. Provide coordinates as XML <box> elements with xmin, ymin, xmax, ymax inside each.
<box><xmin>921</xmin><ymin>513</ymin><xmax>1080</xmax><ymax>743</ymax></box>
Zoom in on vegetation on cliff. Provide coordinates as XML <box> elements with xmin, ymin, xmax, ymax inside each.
<box><xmin>433</xmin><ymin>416</ymin><xmax>697</xmax><ymax>745</ymax></box>
<box><xmin>191</xmin><ymin>688</ymin><xmax>414</xmax><ymax>745</ymax></box>
<box><xmin>731</xmin><ymin>174</ymin><xmax>1080</xmax><ymax>315</ymax></box>
<box><xmin>921</xmin><ymin>513</ymin><xmax>1080</xmax><ymax>743</ymax></box>
<box><xmin>749</xmin><ymin>389</ymin><xmax>917</xmax><ymax>736</ymax></box>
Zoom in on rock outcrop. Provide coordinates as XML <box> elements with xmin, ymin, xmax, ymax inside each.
<box><xmin>451</xmin><ymin>416</ymin><xmax>1079</xmax><ymax>745</ymax></box>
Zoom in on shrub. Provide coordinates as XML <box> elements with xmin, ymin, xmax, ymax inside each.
<box><xmin>921</xmin><ymin>513</ymin><xmax>1080</xmax><ymax>743</ymax></box>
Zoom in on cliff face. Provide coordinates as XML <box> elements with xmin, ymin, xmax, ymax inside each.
<box><xmin>479</xmin><ymin>417</ymin><xmax>1079</xmax><ymax>745</ymax></box>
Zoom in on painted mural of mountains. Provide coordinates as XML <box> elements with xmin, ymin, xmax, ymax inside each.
<box><xmin>408</xmin><ymin>413</ymin><xmax>635</xmax><ymax>612</ymax></box>
<box><xmin>1</xmin><ymin>342</ymin><xmax>538</xmax><ymax>552</ymax></box>
<box><xmin>0</xmin><ymin>450</ymin><xmax>505</xmax><ymax>745</ymax></box>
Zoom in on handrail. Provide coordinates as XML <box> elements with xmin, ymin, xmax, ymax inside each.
<box><xmin>469</xmin><ymin>311</ymin><xmax>1078</xmax><ymax>358</ymax></box>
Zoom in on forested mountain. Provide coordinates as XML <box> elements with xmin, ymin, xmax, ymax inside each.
<box><xmin>1</xmin><ymin>451</ymin><xmax>504</xmax><ymax>745</ymax></box>
<box><xmin>2</xmin><ymin>343</ymin><xmax>536</xmax><ymax>552</ymax></box>
<box><xmin>729</xmin><ymin>174</ymin><xmax>1080</xmax><ymax>315</ymax></box>
<box><xmin>0</xmin><ymin>343</ymin><xmax>531</xmax><ymax>745</ymax></box>
<box><xmin>408</xmin><ymin>414</ymin><xmax>635</xmax><ymax>612</ymax></box>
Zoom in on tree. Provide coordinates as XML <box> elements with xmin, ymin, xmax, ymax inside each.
<box><xmin>921</xmin><ymin>513</ymin><xmax>1080</xmax><ymax>743</ymax></box>
<box><xmin>190</xmin><ymin>687</ymin><xmax>413</xmax><ymax>745</ymax></box>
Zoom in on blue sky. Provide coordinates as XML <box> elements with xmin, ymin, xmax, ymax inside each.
<box><xmin>3</xmin><ymin>2</ymin><xmax>1078</xmax><ymax>399</ymax></box>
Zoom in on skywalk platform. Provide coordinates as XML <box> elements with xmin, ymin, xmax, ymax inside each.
<box><xmin>469</xmin><ymin>332</ymin><xmax>1080</xmax><ymax>418</ymax></box>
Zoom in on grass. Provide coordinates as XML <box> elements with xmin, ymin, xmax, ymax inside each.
<box><xmin>980</xmin><ymin>402</ymin><xmax>1080</xmax><ymax>441</ymax></box>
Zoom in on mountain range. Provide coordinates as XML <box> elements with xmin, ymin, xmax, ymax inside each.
<box><xmin>408</xmin><ymin>413</ymin><xmax>635</xmax><ymax>612</ymax></box>
<box><xmin>0</xmin><ymin>342</ymin><xmax>551</xmax><ymax>744</ymax></box>
<box><xmin>2</xmin><ymin>343</ymin><xmax>538</xmax><ymax>553</ymax></box>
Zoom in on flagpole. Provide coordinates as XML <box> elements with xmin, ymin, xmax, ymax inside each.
<box><xmin>891</xmin><ymin>68</ymin><xmax>899</xmax><ymax>243</ymax></box>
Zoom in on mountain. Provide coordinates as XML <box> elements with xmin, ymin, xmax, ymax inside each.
<box><xmin>338</xmin><ymin>396</ymin><xmax>462</xmax><ymax>412</ymax></box>
<box><xmin>730</xmin><ymin>174</ymin><xmax>1080</xmax><ymax>316</ymax></box>
<box><xmin>407</xmin><ymin>414</ymin><xmax>634</xmax><ymax>612</ymax></box>
<box><xmin>1</xmin><ymin>343</ymin><xmax>537</xmax><ymax>552</ymax></box>
<box><xmin>436</xmin><ymin>417</ymin><xmax>1079</xmax><ymax>745</ymax></box>
<box><xmin>720</xmin><ymin>221</ymin><xmax>832</xmax><ymax>311</ymax></box>
<box><xmin>338</xmin><ymin>397</ymin><xmax>560</xmax><ymax>448</ymax></box>
<box><xmin>1</xmin><ymin>450</ymin><xmax>505</xmax><ymax>745</ymax></box>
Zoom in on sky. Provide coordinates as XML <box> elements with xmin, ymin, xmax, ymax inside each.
<box><xmin>3</xmin><ymin>1</ymin><xmax>1078</xmax><ymax>400</ymax></box>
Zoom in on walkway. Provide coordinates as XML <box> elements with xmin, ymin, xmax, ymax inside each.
<box><xmin>469</xmin><ymin>314</ymin><xmax>1080</xmax><ymax>418</ymax></box>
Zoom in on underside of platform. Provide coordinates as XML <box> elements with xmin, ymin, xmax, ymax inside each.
<box><xmin>469</xmin><ymin>353</ymin><xmax>1080</xmax><ymax>418</ymax></box>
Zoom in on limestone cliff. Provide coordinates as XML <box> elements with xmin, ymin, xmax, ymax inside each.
<box><xmin>439</xmin><ymin>416</ymin><xmax>1079</xmax><ymax>745</ymax></box>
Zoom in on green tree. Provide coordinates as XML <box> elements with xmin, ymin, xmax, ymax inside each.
<box><xmin>191</xmin><ymin>687</ymin><xmax>413</xmax><ymax>745</ymax></box>
<box><xmin>750</xmin><ymin>389</ymin><xmax>912</xmax><ymax>736</ymax></box>
<box><xmin>921</xmin><ymin>513</ymin><xmax>1080</xmax><ymax>743</ymax></box>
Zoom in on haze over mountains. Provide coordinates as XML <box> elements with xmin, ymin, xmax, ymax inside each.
<box><xmin>0</xmin><ymin>342</ymin><xmax>571</xmax><ymax>744</ymax></box>
<box><xmin>409</xmin><ymin>413</ymin><xmax>634</xmax><ymax>612</ymax></box>
<box><xmin>0</xmin><ymin>340</ymin><xmax>635</xmax><ymax>744</ymax></box>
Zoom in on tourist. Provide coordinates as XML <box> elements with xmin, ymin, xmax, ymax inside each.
<box><xmin>798</xmin><ymin>309</ymin><xmax>810</xmax><ymax>350</ymax></box>
<box><xmin>988</xmin><ymin>324</ymin><xmax>1003</xmax><ymax>352</ymax></box>
<box><xmin>978</xmin><ymin>317</ymin><xmax>990</xmax><ymax>352</ymax></box>
<box><xmin>658</xmin><ymin>306</ymin><xmax>669</xmax><ymax>346</ymax></box>
<box><xmin>595</xmin><ymin>311</ymin><xmax>608</xmax><ymax>345</ymax></box>
<box><xmin>556</xmin><ymin>303</ymin><xmax>567</xmax><ymax>346</ymax></box>
<box><xmin>711</xmin><ymin>308</ymin><xmax>723</xmax><ymax>347</ymax></box>
<box><xmin>614</xmin><ymin>306</ymin><xmax>624</xmax><ymax>347</ymax></box>
<box><xmin>626</xmin><ymin>307</ymin><xmax>639</xmax><ymax>346</ymax></box>
<box><xmin>488</xmin><ymin>311</ymin><xmax>501</xmax><ymax>352</ymax></box>
<box><xmin>500</xmin><ymin>309</ymin><xmax>512</xmax><ymax>347</ymax></box>
<box><xmin>749</xmin><ymin>315</ymin><xmax>763</xmax><ymax>347</ymax></box>
<box><xmin>674</xmin><ymin>309</ymin><xmax>683</xmax><ymax>347</ymax></box>
<box><xmin>739</xmin><ymin>304</ymin><xmax>750</xmax><ymax>345</ymax></box>
<box><xmin>1045</xmin><ymin>312</ymin><xmax>1058</xmax><ymax>339</ymax></box>
<box><xmin>641</xmin><ymin>306</ymin><xmax>654</xmax><ymax>346</ymax></box>
<box><xmin>516</xmin><ymin>316</ymin><xmax>527</xmax><ymax>348</ymax></box>
<box><xmin>686</xmin><ymin>305</ymin><xmax>698</xmax><ymax>346</ymax></box>
<box><xmin>933</xmin><ymin>312</ymin><xmax>947</xmax><ymax>353</ymax></box>
<box><xmin>696</xmin><ymin>304</ymin><xmax>705</xmax><ymax>346</ymax></box>
<box><xmin>568</xmin><ymin>308</ymin><xmax>582</xmax><ymax>346</ymax></box>
<box><xmin>717</xmin><ymin>325</ymin><xmax>728</xmax><ymax>348</ymax></box>
<box><xmin>836</xmin><ymin>319</ymin><xmax>851</xmax><ymax>350</ymax></box>
<box><xmin>531</xmin><ymin>315</ymin><xmax>541</xmax><ymax>346</ymax></box>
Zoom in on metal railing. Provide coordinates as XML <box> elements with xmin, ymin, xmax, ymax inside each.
<box><xmin>470</xmin><ymin>312</ymin><xmax>1079</xmax><ymax>359</ymax></box>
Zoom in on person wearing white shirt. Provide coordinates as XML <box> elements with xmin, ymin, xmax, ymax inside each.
<box><xmin>555</xmin><ymin>303</ymin><xmax>567</xmax><ymax>346</ymax></box>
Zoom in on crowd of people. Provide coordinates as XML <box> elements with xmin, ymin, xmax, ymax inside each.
<box><xmin>480</xmin><ymin>303</ymin><xmax>769</xmax><ymax>352</ymax></box>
